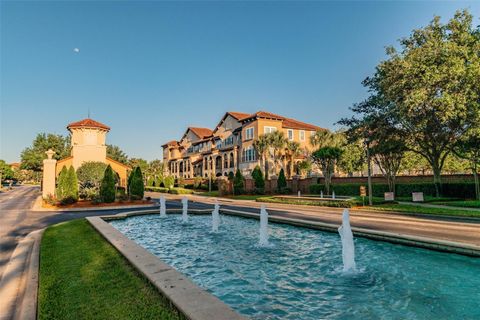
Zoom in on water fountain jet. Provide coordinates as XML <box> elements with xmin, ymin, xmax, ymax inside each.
<box><xmin>182</xmin><ymin>197</ymin><xmax>188</xmax><ymax>223</ymax></box>
<box><xmin>212</xmin><ymin>201</ymin><xmax>220</xmax><ymax>232</ymax></box>
<box><xmin>259</xmin><ymin>205</ymin><xmax>269</xmax><ymax>246</ymax></box>
<box><xmin>159</xmin><ymin>196</ymin><xmax>166</xmax><ymax>218</ymax></box>
<box><xmin>338</xmin><ymin>208</ymin><xmax>356</xmax><ymax>272</ymax></box>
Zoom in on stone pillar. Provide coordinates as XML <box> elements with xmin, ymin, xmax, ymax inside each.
<box><xmin>42</xmin><ymin>149</ymin><xmax>57</xmax><ymax>199</ymax></box>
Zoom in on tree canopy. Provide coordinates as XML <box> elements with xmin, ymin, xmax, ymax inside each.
<box><xmin>21</xmin><ymin>133</ymin><xmax>70</xmax><ymax>171</ymax></box>
<box><xmin>107</xmin><ymin>145</ymin><xmax>129</xmax><ymax>164</ymax></box>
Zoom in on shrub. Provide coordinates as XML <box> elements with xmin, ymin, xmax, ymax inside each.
<box><xmin>56</xmin><ymin>166</ymin><xmax>78</xmax><ymax>204</ymax></box>
<box><xmin>145</xmin><ymin>186</ymin><xmax>169</xmax><ymax>193</ymax></box>
<box><xmin>79</xmin><ymin>187</ymin><xmax>98</xmax><ymax>200</ymax></box>
<box><xmin>233</xmin><ymin>169</ymin><xmax>244</xmax><ymax>195</ymax></box>
<box><xmin>252</xmin><ymin>166</ymin><xmax>265</xmax><ymax>189</ymax></box>
<box><xmin>228</xmin><ymin>172</ymin><xmax>234</xmax><ymax>181</ymax></box>
<box><xmin>76</xmin><ymin>162</ymin><xmax>107</xmax><ymax>190</ymax></box>
<box><xmin>169</xmin><ymin>187</ymin><xmax>194</xmax><ymax>194</ymax></box>
<box><xmin>163</xmin><ymin>176</ymin><xmax>175</xmax><ymax>189</ymax></box>
<box><xmin>100</xmin><ymin>165</ymin><xmax>116</xmax><ymax>203</ymax></box>
<box><xmin>277</xmin><ymin>168</ymin><xmax>287</xmax><ymax>191</ymax></box>
<box><xmin>129</xmin><ymin>166</ymin><xmax>145</xmax><ymax>200</ymax></box>
<box><xmin>65</xmin><ymin>166</ymin><xmax>79</xmax><ymax>203</ymax></box>
<box><xmin>176</xmin><ymin>177</ymin><xmax>185</xmax><ymax>188</ymax></box>
<box><xmin>55</xmin><ymin>166</ymin><xmax>68</xmax><ymax>200</ymax></box>
<box><xmin>194</xmin><ymin>176</ymin><xmax>202</xmax><ymax>189</ymax></box>
<box><xmin>308</xmin><ymin>182</ymin><xmax>477</xmax><ymax>199</ymax></box>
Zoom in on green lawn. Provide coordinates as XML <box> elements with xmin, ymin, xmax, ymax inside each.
<box><xmin>38</xmin><ymin>219</ymin><xmax>184</xmax><ymax>320</ymax></box>
<box><xmin>395</xmin><ymin>196</ymin><xmax>461</xmax><ymax>203</ymax></box>
<box><xmin>365</xmin><ymin>203</ymin><xmax>480</xmax><ymax>217</ymax></box>
<box><xmin>196</xmin><ymin>190</ymin><xmax>266</xmax><ymax>200</ymax></box>
<box><xmin>435</xmin><ymin>200</ymin><xmax>480</xmax><ymax>208</ymax></box>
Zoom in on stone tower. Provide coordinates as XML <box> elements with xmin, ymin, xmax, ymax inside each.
<box><xmin>67</xmin><ymin>118</ymin><xmax>110</xmax><ymax>169</ymax></box>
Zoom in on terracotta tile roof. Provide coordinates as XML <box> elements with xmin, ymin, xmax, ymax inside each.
<box><xmin>240</xmin><ymin>111</ymin><xmax>285</xmax><ymax>122</ymax></box>
<box><xmin>188</xmin><ymin>127</ymin><xmax>213</xmax><ymax>139</ymax></box>
<box><xmin>227</xmin><ymin>111</ymin><xmax>251</xmax><ymax>120</ymax></box>
<box><xmin>161</xmin><ymin>140</ymin><xmax>180</xmax><ymax>148</ymax></box>
<box><xmin>282</xmin><ymin>118</ymin><xmax>322</xmax><ymax>131</ymax></box>
<box><xmin>106</xmin><ymin>157</ymin><xmax>131</xmax><ymax>169</ymax></box>
<box><xmin>240</xmin><ymin>110</ymin><xmax>322</xmax><ymax>131</ymax></box>
<box><xmin>67</xmin><ymin>118</ymin><xmax>110</xmax><ymax>130</ymax></box>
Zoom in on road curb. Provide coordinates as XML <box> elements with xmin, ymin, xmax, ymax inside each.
<box><xmin>0</xmin><ymin>228</ymin><xmax>44</xmax><ymax>320</ymax></box>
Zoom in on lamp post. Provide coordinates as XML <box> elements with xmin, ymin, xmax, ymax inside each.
<box><xmin>364</xmin><ymin>137</ymin><xmax>373</xmax><ymax>206</ymax></box>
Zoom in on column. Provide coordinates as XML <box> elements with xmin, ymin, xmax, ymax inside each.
<box><xmin>42</xmin><ymin>149</ymin><xmax>57</xmax><ymax>199</ymax></box>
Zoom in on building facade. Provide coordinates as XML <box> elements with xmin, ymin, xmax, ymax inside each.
<box><xmin>162</xmin><ymin>111</ymin><xmax>322</xmax><ymax>179</ymax></box>
<box><xmin>42</xmin><ymin>118</ymin><xmax>130</xmax><ymax>198</ymax></box>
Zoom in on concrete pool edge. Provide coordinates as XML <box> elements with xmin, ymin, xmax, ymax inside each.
<box><xmin>102</xmin><ymin>209</ymin><xmax>480</xmax><ymax>257</ymax></box>
<box><xmin>86</xmin><ymin>215</ymin><xmax>246</xmax><ymax>320</ymax></box>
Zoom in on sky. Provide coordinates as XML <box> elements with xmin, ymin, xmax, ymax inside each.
<box><xmin>1</xmin><ymin>1</ymin><xmax>479</xmax><ymax>163</ymax></box>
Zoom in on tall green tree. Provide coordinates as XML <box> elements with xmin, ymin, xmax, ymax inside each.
<box><xmin>106</xmin><ymin>145</ymin><xmax>128</xmax><ymax>164</ymax></box>
<box><xmin>285</xmin><ymin>141</ymin><xmax>301</xmax><ymax>178</ymax></box>
<box><xmin>311</xmin><ymin>147</ymin><xmax>343</xmax><ymax>195</ymax></box>
<box><xmin>337</xmin><ymin>140</ymin><xmax>366</xmax><ymax>177</ymax></box>
<box><xmin>20</xmin><ymin>133</ymin><xmax>70</xmax><ymax>172</ymax></box>
<box><xmin>253</xmin><ymin>135</ymin><xmax>270</xmax><ymax>180</ymax></box>
<box><xmin>251</xmin><ymin>165</ymin><xmax>265</xmax><ymax>190</ymax></box>
<box><xmin>100</xmin><ymin>165</ymin><xmax>116</xmax><ymax>203</ymax></box>
<box><xmin>453</xmin><ymin>130</ymin><xmax>480</xmax><ymax>200</ymax></box>
<box><xmin>352</xmin><ymin>10</ymin><xmax>480</xmax><ymax>196</ymax></box>
<box><xmin>233</xmin><ymin>169</ymin><xmax>244</xmax><ymax>195</ymax></box>
<box><xmin>65</xmin><ymin>166</ymin><xmax>79</xmax><ymax>203</ymax></box>
<box><xmin>56</xmin><ymin>166</ymin><xmax>68</xmax><ymax>200</ymax></box>
<box><xmin>0</xmin><ymin>160</ymin><xmax>14</xmax><ymax>184</ymax></box>
<box><xmin>277</xmin><ymin>168</ymin><xmax>287</xmax><ymax>192</ymax></box>
<box><xmin>129</xmin><ymin>166</ymin><xmax>145</xmax><ymax>200</ymax></box>
<box><xmin>266</xmin><ymin>131</ymin><xmax>287</xmax><ymax>175</ymax></box>
<box><xmin>76</xmin><ymin>162</ymin><xmax>107</xmax><ymax>190</ymax></box>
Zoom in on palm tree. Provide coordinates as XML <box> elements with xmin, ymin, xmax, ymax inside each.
<box><xmin>310</xmin><ymin>129</ymin><xmax>343</xmax><ymax>149</ymax></box>
<box><xmin>267</xmin><ymin>131</ymin><xmax>287</xmax><ymax>176</ymax></box>
<box><xmin>285</xmin><ymin>141</ymin><xmax>301</xmax><ymax>178</ymax></box>
<box><xmin>253</xmin><ymin>135</ymin><xmax>270</xmax><ymax>179</ymax></box>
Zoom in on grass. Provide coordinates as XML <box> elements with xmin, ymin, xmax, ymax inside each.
<box><xmin>196</xmin><ymin>190</ymin><xmax>266</xmax><ymax>200</ymax></box>
<box><xmin>395</xmin><ymin>196</ymin><xmax>461</xmax><ymax>203</ymax></box>
<box><xmin>434</xmin><ymin>200</ymin><xmax>480</xmax><ymax>208</ymax></box>
<box><xmin>38</xmin><ymin>219</ymin><xmax>184</xmax><ymax>320</ymax></box>
<box><xmin>365</xmin><ymin>203</ymin><xmax>480</xmax><ymax>217</ymax></box>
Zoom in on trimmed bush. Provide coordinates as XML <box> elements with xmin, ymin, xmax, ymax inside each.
<box><xmin>100</xmin><ymin>165</ymin><xmax>116</xmax><ymax>203</ymax></box>
<box><xmin>55</xmin><ymin>166</ymin><xmax>68</xmax><ymax>200</ymax></box>
<box><xmin>252</xmin><ymin>166</ymin><xmax>265</xmax><ymax>189</ymax></box>
<box><xmin>129</xmin><ymin>167</ymin><xmax>145</xmax><ymax>200</ymax></box>
<box><xmin>169</xmin><ymin>187</ymin><xmax>194</xmax><ymax>195</ymax></box>
<box><xmin>277</xmin><ymin>168</ymin><xmax>287</xmax><ymax>190</ymax></box>
<box><xmin>163</xmin><ymin>176</ymin><xmax>175</xmax><ymax>189</ymax></box>
<box><xmin>66</xmin><ymin>166</ymin><xmax>78</xmax><ymax>203</ymax></box>
<box><xmin>308</xmin><ymin>182</ymin><xmax>477</xmax><ymax>199</ymax></box>
<box><xmin>145</xmin><ymin>186</ymin><xmax>169</xmax><ymax>193</ymax></box>
<box><xmin>233</xmin><ymin>169</ymin><xmax>244</xmax><ymax>195</ymax></box>
<box><xmin>56</xmin><ymin>166</ymin><xmax>78</xmax><ymax>204</ymax></box>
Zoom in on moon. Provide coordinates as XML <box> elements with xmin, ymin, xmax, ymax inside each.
<box><xmin>73</xmin><ymin>48</ymin><xmax>80</xmax><ymax>53</ymax></box>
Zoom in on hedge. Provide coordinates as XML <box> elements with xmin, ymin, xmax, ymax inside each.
<box><xmin>145</xmin><ymin>186</ymin><xmax>169</xmax><ymax>193</ymax></box>
<box><xmin>168</xmin><ymin>187</ymin><xmax>194</xmax><ymax>195</ymax></box>
<box><xmin>308</xmin><ymin>182</ymin><xmax>476</xmax><ymax>199</ymax></box>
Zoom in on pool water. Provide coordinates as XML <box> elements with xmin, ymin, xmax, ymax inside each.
<box><xmin>110</xmin><ymin>214</ymin><xmax>480</xmax><ymax>320</ymax></box>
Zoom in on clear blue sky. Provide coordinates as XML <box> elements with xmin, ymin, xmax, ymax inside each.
<box><xmin>1</xmin><ymin>1</ymin><xmax>479</xmax><ymax>162</ymax></box>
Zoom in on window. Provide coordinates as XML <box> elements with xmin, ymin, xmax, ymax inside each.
<box><xmin>264</xmin><ymin>126</ymin><xmax>277</xmax><ymax>134</ymax></box>
<box><xmin>242</xmin><ymin>146</ymin><xmax>256</xmax><ymax>162</ymax></box>
<box><xmin>224</xmin><ymin>135</ymin><xmax>234</xmax><ymax>146</ymax></box>
<box><xmin>245</xmin><ymin>127</ymin><xmax>254</xmax><ymax>140</ymax></box>
<box><xmin>288</xmin><ymin>129</ymin><xmax>294</xmax><ymax>141</ymax></box>
<box><xmin>216</xmin><ymin>140</ymin><xmax>222</xmax><ymax>149</ymax></box>
<box><xmin>300</xmin><ymin>130</ymin><xmax>305</xmax><ymax>141</ymax></box>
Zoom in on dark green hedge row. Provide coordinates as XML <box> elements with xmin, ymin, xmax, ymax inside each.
<box><xmin>309</xmin><ymin>182</ymin><xmax>476</xmax><ymax>198</ymax></box>
<box><xmin>144</xmin><ymin>186</ymin><xmax>194</xmax><ymax>194</ymax></box>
